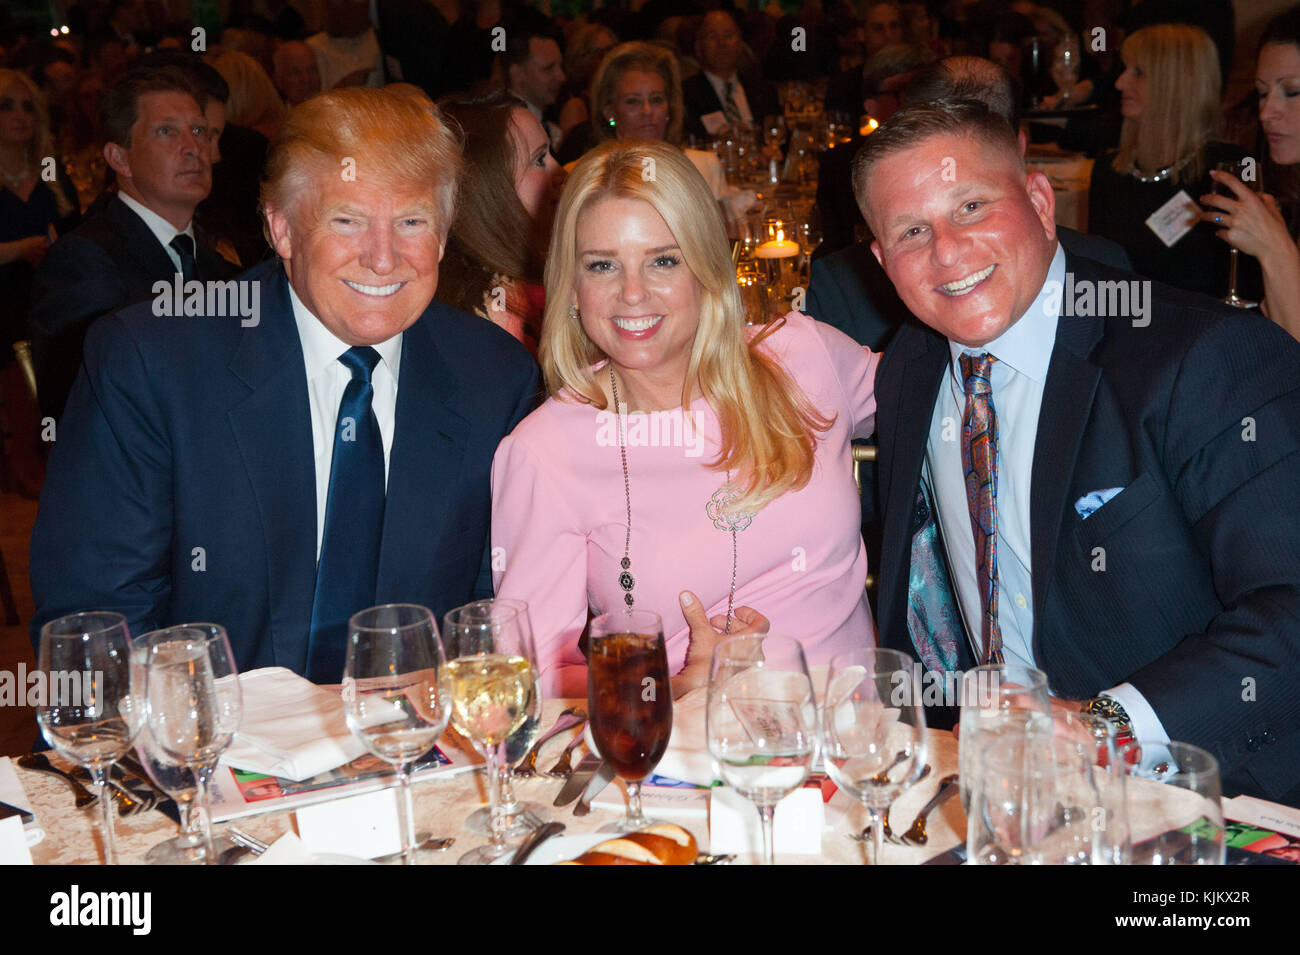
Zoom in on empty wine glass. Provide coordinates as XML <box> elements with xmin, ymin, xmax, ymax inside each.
<box><xmin>706</xmin><ymin>634</ymin><xmax>817</xmax><ymax>865</ymax></box>
<box><xmin>957</xmin><ymin>663</ymin><xmax>1052</xmax><ymax>812</ymax></box>
<box><xmin>37</xmin><ymin>611</ymin><xmax>139</xmax><ymax>865</ymax></box>
<box><xmin>342</xmin><ymin>604</ymin><xmax>449</xmax><ymax>865</ymax></box>
<box><xmin>822</xmin><ymin>648</ymin><xmax>928</xmax><ymax>865</ymax></box>
<box><xmin>1120</xmin><ymin>740</ymin><xmax>1224</xmax><ymax>865</ymax></box>
<box><xmin>132</xmin><ymin>626</ymin><xmax>238</xmax><ymax>864</ymax></box>
<box><xmin>144</xmin><ymin>623</ymin><xmax>242</xmax><ymax>865</ymax></box>
<box><xmin>588</xmin><ymin>609</ymin><xmax>673</xmax><ymax>833</ymax></box>
<box><xmin>443</xmin><ymin>600</ymin><xmax>539</xmax><ymax>864</ymax></box>
<box><xmin>462</xmin><ymin>599</ymin><xmax>544</xmax><ymax>838</ymax></box>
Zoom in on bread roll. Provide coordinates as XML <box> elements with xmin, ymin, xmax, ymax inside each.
<box><xmin>560</xmin><ymin>824</ymin><xmax>698</xmax><ymax>865</ymax></box>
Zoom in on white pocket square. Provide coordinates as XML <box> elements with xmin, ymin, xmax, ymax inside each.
<box><xmin>1074</xmin><ymin>487</ymin><xmax>1125</xmax><ymax>520</ymax></box>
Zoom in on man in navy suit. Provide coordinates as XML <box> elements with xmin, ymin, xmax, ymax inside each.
<box><xmin>29</xmin><ymin>62</ymin><xmax>238</xmax><ymax>422</ymax></box>
<box><xmin>856</xmin><ymin>100</ymin><xmax>1300</xmax><ymax>804</ymax></box>
<box><xmin>30</xmin><ymin>89</ymin><xmax>539</xmax><ymax>683</ymax></box>
<box><xmin>681</xmin><ymin>9</ymin><xmax>781</xmax><ymax>141</ymax></box>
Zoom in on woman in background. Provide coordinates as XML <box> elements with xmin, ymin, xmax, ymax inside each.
<box><xmin>0</xmin><ymin>69</ymin><xmax>79</xmax><ymax>495</ymax></box>
<box><xmin>436</xmin><ymin>91</ymin><xmax>563</xmax><ymax>354</ymax></box>
<box><xmin>1087</xmin><ymin>23</ymin><xmax>1247</xmax><ymax>298</ymax></box>
<box><xmin>558</xmin><ymin>21</ymin><xmax>618</xmax><ymax>137</ymax></box>
<box><xmin>208</xmin><ymin>50</ymin><xmax>286</xmax><ymax>140</ymax></box>
<box><xmin>1201</xmin><ymin>5</ymin><xmax>1300</xmax><ymax>341</ymax></box>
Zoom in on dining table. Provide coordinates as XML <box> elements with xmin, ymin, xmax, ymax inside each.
<box><xmin>11</xmin><ymin>697</ymin><xmax>968</xmax><ymax>866</ymax></box>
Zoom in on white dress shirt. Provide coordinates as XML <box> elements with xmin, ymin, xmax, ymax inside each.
<box><xmin>923</xmin><ymin>243</ymin><xmax>1169</xmax><ymax>744</ymax></box>
<box><xmin>704</xmin><ymin>70</ymin><xmax>753</xmax><ymax>125</ymax></box>
<box><xmin>116</xmin><ymin>191</ymin><xmax>195</xmax><ymax>274</ymax></box>
<box><xmin>288</xmin><ymin>283</ymin><xmax>402</xmax><ymax>559</ymax></box>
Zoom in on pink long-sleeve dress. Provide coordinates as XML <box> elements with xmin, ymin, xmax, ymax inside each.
<box><xmin>491</xmin><ymin>312</ymin><xmax>880</xmax><ymax>697</ymax></box>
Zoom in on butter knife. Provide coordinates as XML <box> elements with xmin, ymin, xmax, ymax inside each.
<box><xmin>574</xmin><ymin>761</ymin><xmax>617</xmax><ymax>817</ymax></box>
<box><xmin>553</xmin><ymin>752</ymin><xmax>601</xmax><ymax>807</ymax></box>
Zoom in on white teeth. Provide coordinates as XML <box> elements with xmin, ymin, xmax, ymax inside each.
<box><xmin>613</xmin><ymin>315</ymin><xmax>664</xmax><ymax>332</ymax></box>
<box><xmin>940</xmin><ymin>264</ymin><xmax>995</xmax><ymax>295</ymax></box>
<box><xmin>345</xmin><ymin>280</ymin><xmax>403</xmax><ymax>296</ymax></box>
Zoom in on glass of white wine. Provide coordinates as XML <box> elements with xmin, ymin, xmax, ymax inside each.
<box><xmin>464</xmin><ymin>598</ymin><xmax>545</xmax><ymax>837</ymax></box>
<box><xmin>37</xmin><ymin>611</ymin><xmax>139</xmax><ymax>865</ymax></box>
<box><xmin>342</xmin><ymin>604</ymin><xmax>450</xmax><ymax>865</ymax></box>
<box><xmin>706</xmin><ymin>634</ymin><xmax>817</xmax><ymax>865</ymax></box>
<box><xmin>443</xmin><ymin>600</ymin><xmax>539</xmax><ymax>865</ymax></box>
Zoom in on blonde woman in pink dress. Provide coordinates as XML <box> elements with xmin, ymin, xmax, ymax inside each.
<box><xmin>491</xmin><ymin>139</ymin><xmax>880</xmax><ymax>698</ymax></box>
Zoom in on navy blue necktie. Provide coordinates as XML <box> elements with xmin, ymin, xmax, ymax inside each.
<box><xmin>169</xmin><ymin>234</ymin><xmax>197</xmax><ymax>283</ymax></box>
<box><xmin>306</xmin><ymin>346</ymin><xmax>386</xmax><ymax>683</ymax></box>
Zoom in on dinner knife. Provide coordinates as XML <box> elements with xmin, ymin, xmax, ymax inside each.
<box><xmin>553</xmin><ymin>753</ymin><xmax>601</xmax><ymax>807</ymax></box>
<box><xmin>574</xmin><ymin>761</ymin><xmax>617</xmax><ymax>817</ymax></box>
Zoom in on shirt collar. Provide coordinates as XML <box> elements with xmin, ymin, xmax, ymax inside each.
<box><xmin>705</xmin><ymin>70</ymin><xmax>739</xmax><ymax>89</ymax></box>
<box><xmin>288</xmin><ymin>280</ymin><xmax>403</xmax><ymax>384</ymax></box>
<box><xmin>117</xmin><ymin>190</ymin><xmax>193</xmax><ymax>248</ymax></box>
<box><xmin>948</xmin><ymin>241</ymin><xmax>1064</xmax><ymax>386</ymax></box>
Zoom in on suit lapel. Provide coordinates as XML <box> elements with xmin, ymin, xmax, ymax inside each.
<box><xmin>878</xmin><ymin>324</ymin><xmax>950</xmax><ymax>642</ymax></box>
<box><xmin>107</xmin><ymin>197</ymin><xmax>177</xmax><ymax>279</ymax></box>
<box><xmin>225</xmin><ymin>265</ymin><xmax>318</xmax><ymax>674</ymax></box>
<box><xmin>1029</xmin><ymin>254</ymin><xmax>1105</xmax><ymax>645</ymax></box>
<box><xmin>375</xmin><ymin>309</ymin><xmax>473</xmax><ymax>603</ymax></box>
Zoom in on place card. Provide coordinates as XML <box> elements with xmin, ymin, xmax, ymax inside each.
<box><xmin>0</xmin><ymin>815</ymin><xmax>33</xmax><ymax>865</ymax></box>
<box><xmin>294</xmin><ymin>787</ymin><xmax>402</xmax><ymax>859</ymax></box>
<box><xmin>1224</xmin><ymin>795</ymin><xmax>1300</xmax><ymax>840</ymax></box>
<box><xmin>708</xmin><ymin>785</ymin><xmax>824</xmax><ymax>858</ymax></box>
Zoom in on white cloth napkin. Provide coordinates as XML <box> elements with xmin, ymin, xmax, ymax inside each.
<box><xmin>221</xmin><ymin>668</ymin><xmax>365</xmax><ymax>781</ymax></box>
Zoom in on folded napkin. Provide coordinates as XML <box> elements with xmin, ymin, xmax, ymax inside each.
<box><xmin>221</xmin><ymin>668</ymin><xmax>366</xmax><ymax>781</ymax></box>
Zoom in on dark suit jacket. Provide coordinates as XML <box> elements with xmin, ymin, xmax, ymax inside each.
<box><xmin>30</xmin><ymin>260</ymin><xmax>540</xmax><ymax>679</ymax></box>
<box><xmin>872</xmin><ymin>251</ymin><xmax>1300</xmax><ymax>803</ymax></box>
<box><xmin>28</xmin><ymin>195</ymin><xmax>238</xmax><ymax>420</ymax></box>
<box><xmin>806</xmin><ymin>229</ymin><xmax>1131</xmax><ymax>352</ymax></box>
<box><xmin>682</xmin><ymin>72</ymin><xmax>781</xmax><ymax>141</ymax></box>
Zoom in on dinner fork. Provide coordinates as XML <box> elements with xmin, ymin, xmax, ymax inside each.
<box><xmin>514</xmin><ymin>707</ymin><xmax>586</xmax><ymax>778</ymax></box>
<box><xmin>898</xmin><ymin>773</ymin><xmax>960</xmax><ymax>846</ymax></box>
<box><xmin>545</xmin><ymin>732</ymin><xmax>587</xmax><ymax>778</ymax></box>
<box><xmin>851</xmin><ymin>764</ymin><xmax>932</xmax><ymax>846</ymax></box>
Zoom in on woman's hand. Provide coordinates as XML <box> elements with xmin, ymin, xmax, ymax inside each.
<box><xmin>671</xmin><ymin>590</ymin><xmax>769</xmax><ymax>699</ymax></box>
<box><xmin>1200</xmin><ymin>171</ymin><xmax>1295</xmax><ymax>267</ymax></box>
<box><xmin>0</xmin><ymin>235</ymin><xmax>49</xmax><ymax>268</ymax></box>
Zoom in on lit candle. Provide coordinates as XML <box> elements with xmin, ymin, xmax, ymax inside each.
<box><xmin>755</xmin><ymin>227</ymin><xmax>800</xmax><ymax>259</ymax></box>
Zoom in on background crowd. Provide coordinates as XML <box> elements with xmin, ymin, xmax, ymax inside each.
<box><xmin>2</xmin><ymin>1</ymin><xmax>1300</xmax><ymax>802</ymax></box>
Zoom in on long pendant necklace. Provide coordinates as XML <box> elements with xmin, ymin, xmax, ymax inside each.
<box><xmin>609</xmin><ymin>366</ymin><xmax>751</xmax><ymax>632</ymax></box>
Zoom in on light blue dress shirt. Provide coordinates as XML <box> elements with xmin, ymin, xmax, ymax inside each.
<box><xmin>922</xmin><ymin>244</ymin><xmax>1169</xmax><ymax>745</ymax></box>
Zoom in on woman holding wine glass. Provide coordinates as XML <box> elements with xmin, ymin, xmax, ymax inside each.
<box><xmin>1200</xmin><ymin>5</ymin><xmax>1300</xmax><ymax>342</ymax></box>
<box><xmin>491</xmin><ymin>139</ymin><xmax>880</xmax><ymax>700</ymax></box>
<box><xmin>1087</xmin><ymin>24</ymin><xmax>1253</xmax><ymax>299</ymax></box>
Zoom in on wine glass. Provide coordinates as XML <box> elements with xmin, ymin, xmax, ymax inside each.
<box><xmin>1120</xmin><ymin>740</ymin><xmax>1224</xmax><ymax>865</ymax></box>
<box><xmin>131</xmin><ymin>626</ymin><xmax>238</xmax><ymax>864</ymax></box>
<box><xmin>342</xmin><ymin>604</ymin><xmax>449</xmax><ymax>865</ymax></box>
<box><xmin>965</xmin><ymin>730</ymin><xmax>1057</xmax><ymax>864</ymax></box>
<box><xmin>588</xmin><ymin>609</ymin><xmax>673</xmax><ymax>833</ymax></box>
<box><xmin>144</xmin><ymin>623</ymin><xmax>242</xmax><ymax>865</ymax></box>
<box><xmin>1036</xmin><ymin>709</ymin><xmax>1129</xmax><ymax>864</ymax></box>
<box><xmin>706</xmin><ymin>634</ymin><xmax>817</xmax><ymax>865</ymax></box>
<box><xmin>37</xmin><ymin>611</ymin><xmax>139</xmax><ymax>865</ymax></box>
<box><xmin>957</xmin><ymin>663</ymin><xmax>1052</xmax><ymax>812</ymax></box>
<box><xmin>1215</xmin><ymin>159</ymin><xmax>1261</xmax><ymax>308</ymax></box>
<box><xmin>461</xmin><ymin>599</ymin><xmax>544</xmax><ymax>838</ymax></box>
<box><xmin>822</xmin><ymin>648</ymin><xmax>928</xmax><ymax>865</ymax></box>
<box><xmin>443</xmin><ymin>600</ymin><xmax>539</xmax><ymax>863</ymax></box>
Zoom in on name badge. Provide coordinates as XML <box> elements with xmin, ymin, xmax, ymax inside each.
<box><xmin>1145</xmin><ymin>190</ymin><xmax>1201</xmax><ymax>248</ymax></box>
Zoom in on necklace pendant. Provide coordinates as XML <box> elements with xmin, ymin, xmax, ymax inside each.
<box><xmin>619</xmin><ymin>569</ymin><xmax>635</xmax><ymax>591</ymax></box>
<box><xmin>620</xmin><ymin>557</ymin><xmax>631</xmax><ymax>570</ymax></box>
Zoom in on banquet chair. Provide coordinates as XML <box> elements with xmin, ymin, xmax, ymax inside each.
<box><xmin>852</xmin><ymin>444</ymin><xmax>877</xmax><ymax>593</ymax></box>
<box><xmin>13</xmin><ymin>342</ymin><xmax>37</xmax><ymax>404</ymax></box>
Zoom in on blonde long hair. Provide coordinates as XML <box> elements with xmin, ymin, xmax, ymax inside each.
<box><xmin>540</xmin><ymin>140</ymin><xmax>833</xmax><ymax>513</ymax></box>
<box><xmin>590</xmin><ymin>42</ymin><xmax>684</xmax><ymax>147</ymax></box>
<box><xmin>1112</xmin><ymin>24</ymin><xmax>1221</xmax><ymax>184</ymax></box>
<box><xmin>0</xmin><ymin>68</ymin><xmax>75</xmax><ymax>217</ymax></box>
